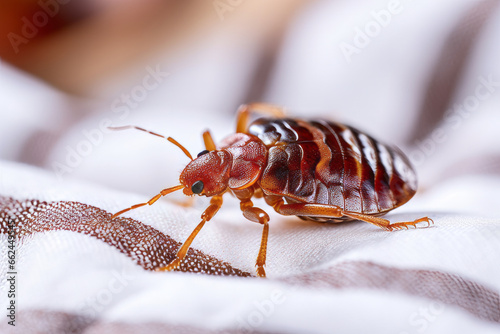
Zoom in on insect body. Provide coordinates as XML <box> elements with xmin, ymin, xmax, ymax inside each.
<box><xmin>111</xmin><ymin>103</ymin><xmax>432</xmax><ymax>277</ymax></box>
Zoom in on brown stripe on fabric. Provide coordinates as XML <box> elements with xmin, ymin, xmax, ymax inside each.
<box><xmin>0</xmin><ymin>310</ymin><xmax>94</xmax><ymax>334</ymax></box>
<box><xmin>0</xmin><ymin>196</ymin><xmax>251</xmax><ymax>277</ymax></box>
<box><xmin>409</xmin><ymin>0</ymin><xmax>500</xmax><ymax>143</ymax></box>
<box><xmin>0</xmin><ymin>310</ymin><xmax>284</xmax><ymax>334</ymax></box>
<box><xmin>281</xmin><ymin>261</ymin><xmax>500</xmax><ymax>323</ymax></box>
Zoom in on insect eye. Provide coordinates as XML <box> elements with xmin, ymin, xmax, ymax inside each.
<box><xmin>191</xmin><ymin>180</ymin><xmax>204</xmax><ymax>194</ymax></box>
<box><xmin>197</xmin><ymin>150</ymin><xmax>210</xmax><ymax>157</ymax></box>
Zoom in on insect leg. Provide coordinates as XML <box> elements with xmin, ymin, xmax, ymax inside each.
<box><xmin>269</xmin><ymin>196</ymin><xmax>432</xmax><ymax>231</ymax></box>
<box><xmin>236</xmin><ymin>103</ymin><xmax>286</xmax><ymax>133</ymax></box>
<box><xmin>156</xmin><ymin>195</ymin><xmax>223</xmax><ymax>272</ymax></box>
<box><xmin>111</xmin><ymin>185</ymin><xmax>184</xmax><ymax>219</ymax></box>
<box><xmin>202</xmin><ymin>130</ymin><xmax>217</xmax><ymax>151</ymax></box>
<box><xmin>240</xmin><ymin>199</ymin><xmax>270</xmax><ymax>278</ymax></box>
<box><xmin>267</xmin><ymin>196</ymin><xmax>343</xmax><ymax>218</ymax></box>
<box><xmin>267</xmin><ymin>196</ymin><xmax>432</xmax><ymax>231</ymax></box>
<box><xmin>341</xmin><ymin>211</ymin><xmax>434</xmax><ymax>231</ymax></box>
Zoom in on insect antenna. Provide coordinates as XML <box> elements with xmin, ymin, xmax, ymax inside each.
<box><xmin>167</xmin><ymin>137</ymin><xmax>193</xmax><ymax>161</ymax></box>
<box><xmin>109</xmin><ymin>125</ymin><xmax>193</xmax><ymax>160</ymax></box>
<box><xmin>111</xmin><ymin>184</ymin><xmax>184</xmax><ymax>219</ymax></box>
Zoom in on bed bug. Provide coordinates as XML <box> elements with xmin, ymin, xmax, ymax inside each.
<box><xmin>110</xmin><ymin>103</ymin><xmax>433</xmax><ymax>277</ymax></box>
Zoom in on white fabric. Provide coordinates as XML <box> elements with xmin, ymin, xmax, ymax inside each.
<box><xmin>1</xmin><ymin>160</ymin><xmax>500</xmax><ymax>333</ymax></box>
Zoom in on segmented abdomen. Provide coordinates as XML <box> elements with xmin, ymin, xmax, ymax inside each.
<box><xmin>248</xmin><ymin>118</ymin><xmax>417</xmax><ymax>214</ymax></box>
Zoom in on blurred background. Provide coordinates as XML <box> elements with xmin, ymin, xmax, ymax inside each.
<box><xmin>1</xmin><ymin>0</ymin><xmax>500</xmax><ymax>211</ymax></box>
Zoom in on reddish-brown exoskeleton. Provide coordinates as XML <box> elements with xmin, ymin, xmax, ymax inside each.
<box><xmin>110</xmin><ymin>103</ymin><xmax>433</xmax><ymax>277</ymax></box>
